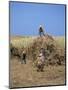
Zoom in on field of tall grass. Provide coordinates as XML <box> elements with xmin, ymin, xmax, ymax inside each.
<box><xmin>10</xmin><ymin>36</ymin><xmax>65</xmax><ymax>49</ymax></box>
<box><xmin>10</xmin><ymin>36</ymin><xmax>35</xmax><ymax>48</ymax></box>
<box><xmin>54</xmin><ymin>36</ymin><xmax>65</xmax><ymax>48</ymax></box>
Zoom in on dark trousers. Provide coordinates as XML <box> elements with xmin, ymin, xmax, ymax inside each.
<box><xmin>39</xmin><ymin>32</ymin><xmax>45</xmax><ymax>37</ymax></box>
<box><xmin>21</xmin><ymin>58</ymin><xmax>26</xmax><ymax>64</ymax></box>
<box><xmin>37</xmin><ymin>64</ymin><xmax>44</xmax><ymax>72</ymax></box>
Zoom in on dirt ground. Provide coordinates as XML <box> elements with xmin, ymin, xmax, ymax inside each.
<box><xmin>9</xmin><ymin>57</ymin><xmax>65</xmax><ymax>88</ymax></box>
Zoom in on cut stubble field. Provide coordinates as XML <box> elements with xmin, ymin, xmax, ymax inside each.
<box><xmin>10</xmin><ymin>58</ymin><xmax>65</xmax><ymax>88</ymax></box>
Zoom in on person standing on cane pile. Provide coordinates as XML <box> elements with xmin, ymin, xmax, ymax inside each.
<box><xmin>39</xmin><ymin>25</ymin><xmax>45</xmax><ymax>37</ymax></box>
<box><xmin>21</xmin><ymin>49</ymin><xmax>26</xmax><ymax>64</ymax></box>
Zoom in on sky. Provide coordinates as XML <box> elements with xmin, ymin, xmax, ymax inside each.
<box><xmin>10</xmin><ymin>1</ymin><xmax>66</xmax><ymax>36</ymax></box>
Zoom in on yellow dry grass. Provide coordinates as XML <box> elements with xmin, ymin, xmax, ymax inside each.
<box><xmin>10</xmin><ymin>36</ymin><xmax>65</xmax><ymax>48</ymax></box>
<box><xmin>10</xmin><ymin>36</ymin><xmax>65</xmax><ymax>88</ymax></box>
<box><xmin>10</xmin><ymin>58</ymin><xmax>65</xmax><ymax>88</ymax></box>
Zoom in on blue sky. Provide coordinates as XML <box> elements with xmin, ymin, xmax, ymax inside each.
<box><xmin>10</xmin><ymin>2</ymin><xmax>65</xmax><ymax>36</ymax></box>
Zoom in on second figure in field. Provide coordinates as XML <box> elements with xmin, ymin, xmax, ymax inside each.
<box><xmin>21</xmin><ymin>49</ymin><xmax>26</xmax><ymax>64</ymax></box>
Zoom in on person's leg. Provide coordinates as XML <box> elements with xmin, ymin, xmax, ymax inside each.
<box><xmin>39</xmin><ymin>32</ymin><xmax>41</xmax><ymax>37</ymax></box>
<box><xmin>21</xmin><ymin>56</ymin><xmax>24</xmax><ymax>64</ymax></box>
<box><xmin>38</xmin><ymin>65</ymin><xmax>41</xmax><ymax>72</ymax></box>
<box><xmin>24</xmin><ymin>59</ymin><xmax>26</xmax><ymax>64</ymax></box>
<box><xmin>37</xmin><ymin>65</ymin><xmax>40</xmax><ymax>72</ymax></box>
<box><xmin>21</xmin><ymin>59</ymin><xmax>23</xmax><ymax>64</ymax></box>
<box><xmin>41</xmin><ymin>65</ymin><xmax>44</xmax><ymax>72</ymax></box>
<box><xmin>42</xmin><ymin>32</ymin><xmax>45</xmax><ymax>36</ymax></box>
